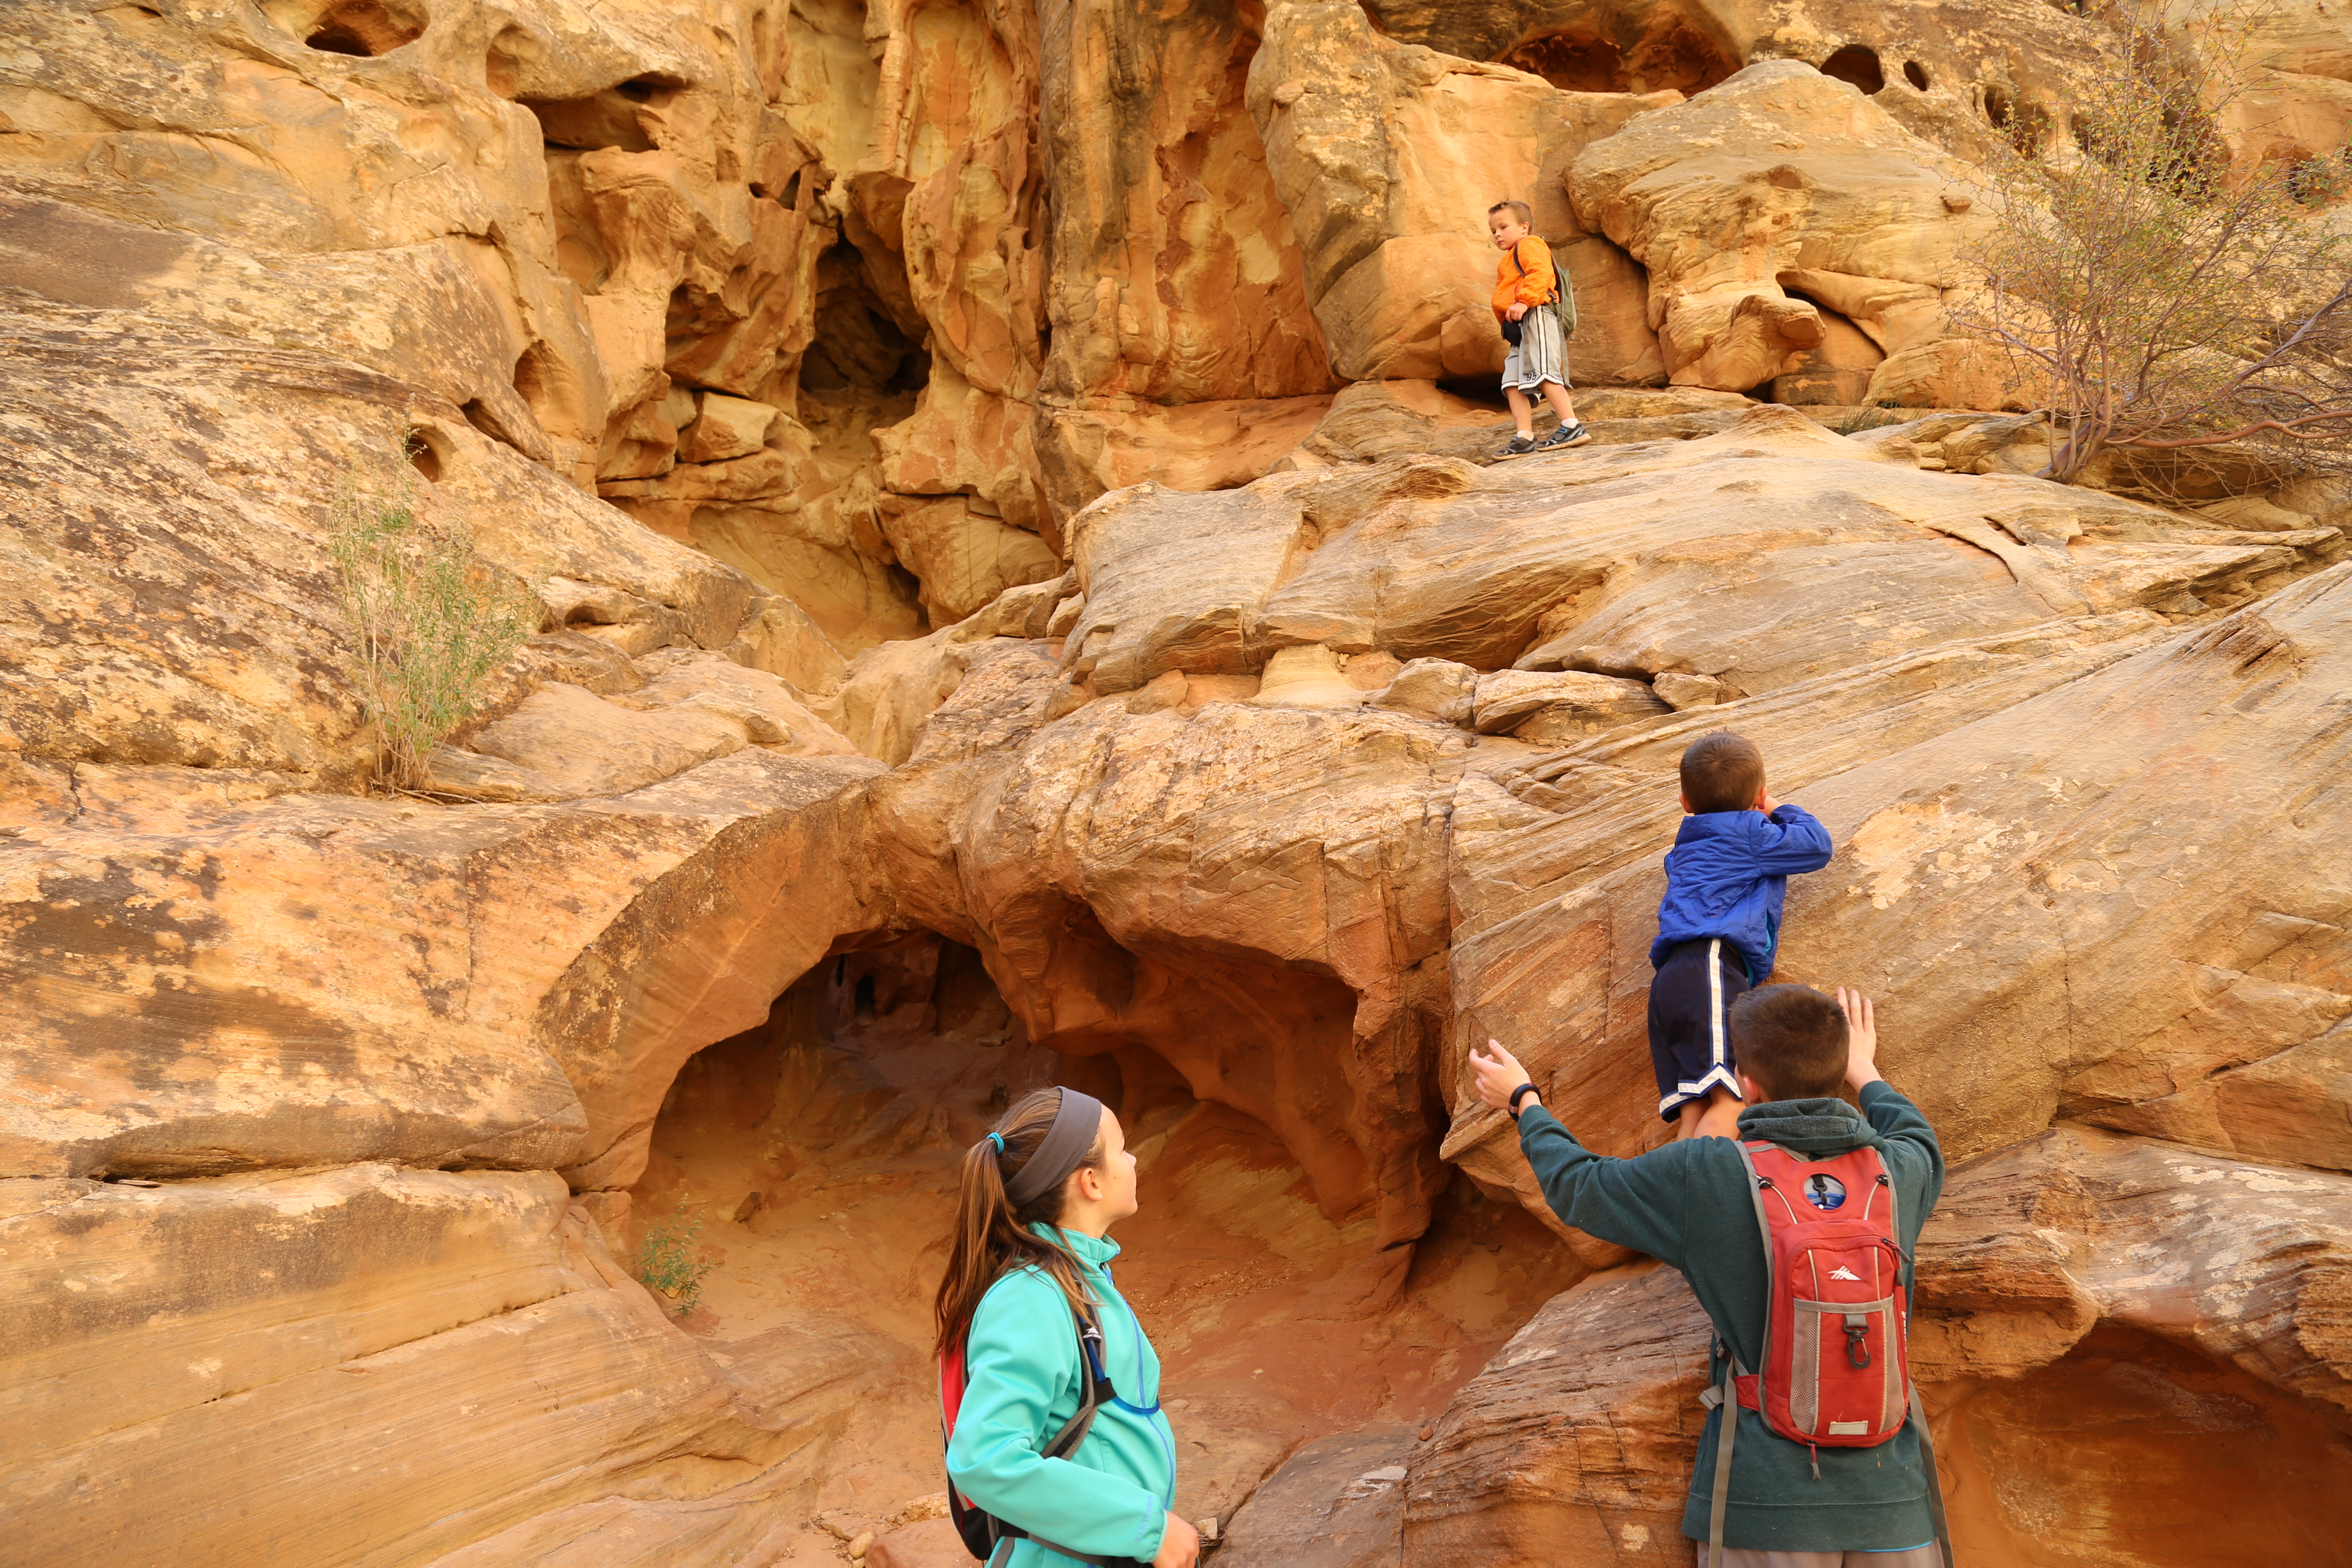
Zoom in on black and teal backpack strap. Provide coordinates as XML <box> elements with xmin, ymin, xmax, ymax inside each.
<box><xmin>1038</xmin><ymin>1302</ymin><xmax>1112</xmax><ymax>1461</ymax></box>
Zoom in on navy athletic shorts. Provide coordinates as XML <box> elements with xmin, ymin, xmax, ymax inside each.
<box><xmin>1648</xmin><ymin>937</ymin><xmax>1751</xmax><ymax>1121</ymax></box>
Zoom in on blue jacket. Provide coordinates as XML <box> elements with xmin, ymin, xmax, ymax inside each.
<box><xmin>1650</xmin><ymin>804</ymin><xmax>1833</xmax><ymax>980</ymax></box>
<box><xmin>947</xmin><ymin>1226</ymin><xmax>1177</xmax><ymax>1566</ymax></box>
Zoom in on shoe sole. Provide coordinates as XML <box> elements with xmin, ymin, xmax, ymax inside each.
<box><xmin>1536</xmin><ymin>432</ymin><xmax>1594</xmax><ymax>453</ymax></box>
<box><xmin>1493</xmin><ymin>446</ymin><xmax>1541</xmax><ymax>460</ymax></box>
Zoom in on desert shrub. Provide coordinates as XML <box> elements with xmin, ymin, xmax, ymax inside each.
<box><xmin>326</xmin><ymin>435</ymin><xmax>538</xmax><ymax>791</ymax></box>
<box><xmin>1959</xmin><ymin>4</ymin><xmax>2352</xmax><ymax>486</ymax></box>
<box><xmin>634</xmin><ymin>1203</ymin><xmax>717</xmax><ymax>1317</ymax></box>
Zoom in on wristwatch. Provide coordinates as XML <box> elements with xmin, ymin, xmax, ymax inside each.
<box><xmin>1508</xmin><ymin>1083</ymin><xmax>1540</xmax><ymax>1119</ymax></box>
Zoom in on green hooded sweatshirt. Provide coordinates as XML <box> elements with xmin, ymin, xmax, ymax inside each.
<box><xmin>1515</xmin><ymin>1082</ymin><xmax>1945</xmax><ymax>1552</ymax></box>
<box><xmin>947</xmin><ymin>1225</ymin><xmax>1177</xmax><ymax>1567</ymax></box>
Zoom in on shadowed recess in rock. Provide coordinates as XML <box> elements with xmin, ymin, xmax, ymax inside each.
<box><xmin>622</xmin><ymin>934</ymin><xmax>1581</xmax><ymax>1546</ymax></box>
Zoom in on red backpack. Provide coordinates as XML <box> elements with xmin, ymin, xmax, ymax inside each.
<box><xmin>1700</xmin><ymin>1142</ymin><xmax>1954</xmax><ymax>1568</ymax></box>
<box><xmin>939</xmin><ymin>1303</ymin><xmax>1145</xmax><ymax>1568</ymax></box>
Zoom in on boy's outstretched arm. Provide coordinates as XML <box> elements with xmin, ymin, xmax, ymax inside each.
<box><xmin>1752</xmin><ymin>796</ymin><xmax>1834</xmax><ymax>873</ymax></box>
<box><xmin>1468</xmin><ymin>1040</ymin><xmax>1692</xmax><ymax>1270</ymax></box>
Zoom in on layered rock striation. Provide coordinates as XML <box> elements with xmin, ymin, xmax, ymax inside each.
<box><xmin>6</xmin><ymin>0</ymin><xmax>2352</xmax><ymax>1564</ymax></box>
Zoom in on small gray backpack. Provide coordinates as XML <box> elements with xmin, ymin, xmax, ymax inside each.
<box><xmin>1510</xmin><ymin>240</ymin><xmax>1578</xmax><ymax>339</ymax></box>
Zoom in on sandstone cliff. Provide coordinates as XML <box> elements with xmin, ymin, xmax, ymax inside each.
<box><xmin>4</xmin><ymin>0</ymin><xmax>2351</xmax><ymax>1564</ymax></box>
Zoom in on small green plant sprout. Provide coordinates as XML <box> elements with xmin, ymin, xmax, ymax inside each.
<box><xmin>325</xmin><ymin>430</ymin><xmax>539</xmax><ymax>792</ymax></box>
<box><xmin>634</xmin><ymin>1201</ymin><xmax>717</xmax><ymax>1318</ymax></box>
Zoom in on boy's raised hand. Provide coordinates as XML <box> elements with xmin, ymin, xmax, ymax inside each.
<box><xmin>1470</xmin><ymin>1038</ymin><xmax>1534</xmax><ymax>1113</ymax></box>
<box><xmin>1836</xmin><ymin>987</ymin><xmax>1883</xmax><ymax>1091</ymax></box>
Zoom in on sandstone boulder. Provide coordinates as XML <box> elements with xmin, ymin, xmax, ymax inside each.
<box><xmin>1357</xmin><ymin>0</ymin><xmax>2119</xmax><ymax>173</ymax></box>
<box><xmin>0</xmin><ymin>1169</ymin><xmax>827</xmax><ymax>1568</ymax></box>
<box><xmin>0</xmin><ymin>746</ymin><xmax>886</xmax><ymax>1185</ymax></box>
<box><xmin>1568</xmin><ymin>61</ymin><xmax>1991</xmax><ymax>390</ymax></box>
<box><xmin>1470</xmin><ymin>668</ymin><xmax>1669</xmax><ymax>735</ymax></box>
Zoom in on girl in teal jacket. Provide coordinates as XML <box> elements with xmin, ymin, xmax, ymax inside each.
<box><xmin>936</xmin><ymin>1087</ymin><xmax>1195</xmax><ymax>1568</ymax></box>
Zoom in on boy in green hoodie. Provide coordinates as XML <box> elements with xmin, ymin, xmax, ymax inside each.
<box><xmin>1469</xmin><ymin>986</ymin><xmax>1947</xmax><ymax>1567</ymax></box>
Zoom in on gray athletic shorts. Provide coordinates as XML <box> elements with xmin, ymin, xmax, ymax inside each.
<box><xmin>1691</xmin><ymin>1544</ymin><xmax>1945</xmax><ymax>1567</ymax></box>
<box><xmin>1502</xmin><ymin>301</ymin><xmax>1570</xmax><ymax>392</ymax></box>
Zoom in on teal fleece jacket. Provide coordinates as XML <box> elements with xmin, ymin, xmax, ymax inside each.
<box><xmin>946</xmin><ymin>1226</ymin><xmax>1177</xmax><ymax>1567</ymax></box>
<box><xmin>1516</xmin><ymin>1083</ymin><xmax>1944</xmax><ymax>1552</ymax></box>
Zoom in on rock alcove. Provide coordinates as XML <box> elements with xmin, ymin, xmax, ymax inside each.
<box><xmin>3</xmin><ymin>0</ymin><xmax>2351</xmax><ymax>1562</ymax></box>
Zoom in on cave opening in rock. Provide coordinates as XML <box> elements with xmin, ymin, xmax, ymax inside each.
<box><xmin>1622</xmin><ymin>15</ymin><xmax>1737</xmax><ymax>95</ymax></box>
<box><xmin>522</xmin><ymin>77</ymin><xmax>685</xmax><ymax>153</ymax></box>
<box><xmin>1821</xmin><ymin>44</ymin><xmax>1885</xmax><ymax>95</ymax></box>
<box><xmin>280</xmin><ymin>0</ymin><xmax>425</xmax><ymax>56</ymax></box>
<box><xmin>782</xmin><ymin>238</ymin><xmax>932</xmax><ymax>490</ymax></box>
<box><xmin>1494</xmin><ymin>8</ymin><xmax>1734</xmax><ymax>98</ymax></box>
<box><xmin>404</xmin><ymin>424</ymin><xmax>447</xmax><ymax>482</ymax></box>
<box><xmin>798</xmin><ymin>245</ymin><xmax>932</xmax><ymax>400</ymax></box>
<box><xmin>1905</xmin><ymin>58</ymin><xmax>1930</xmax><ymax>91</ymax></box>
<box><xmin>1498</xmin><ymin>30</ymin><xmax>1630</xmax><ymax>92</ymax></box>
<box><xmin>622</xmin><ymin>931</ymin><xmax>1582</xmax><ymax>1532</ymax></box>
<box><xmin>1933</xmin><ymin>1323</ymin><xmax>2352</xmax><ymax>1554</ymax></box>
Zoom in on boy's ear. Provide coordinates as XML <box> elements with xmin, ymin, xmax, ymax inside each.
<box><xmin>1680</xmin><ymin>790</ymin><xmax>1692</xmax><ymax>814</ymax></box>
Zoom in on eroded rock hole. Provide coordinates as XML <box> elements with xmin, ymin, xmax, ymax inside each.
<box><xmin>622</xmin><ymin>932</ymin><xmax>1580</xmax><ymax>1524</ymax></box>
<box><xmin>1941</xmin><ymin>1324</ymin><xmax>2352</xmax><ymax>1547</ymax></box>
<box><xmin>523</xmin><ymin>77</ymin><xmax>682</xmax><ymax>153</ymax></box>
<box><xmin>404</xmin><ymin>427</ymin><xmax>445</xmax><ymax>482</ymax></box>
<box><xmin>1498</xmin><ymin>30</ymin><xmax>1629</xmax><ymax>92</ymax></box>
<box><xmin>799</xmin><ymin>264</ymin><xmax>931</xmax><ymax>397</ymax></box>
<box><xmin>290</xmin><ymin>0</ymin><xmax>425</xmax><ymax>56</ymax></box>
<box><xmin>1495</xmin><ymin>12</ymin><xmax>1731</xmax><ymax>96</ymax></box>
<box><xmin>1624</xmin><ymin>18</ymin><xmax>1736</xmax><ymax>95</ymax></box>
<box><xmin>1905</xmin><ymin>59</ymin><xmax>1930</xmax><ymax>91</ymax></box>
<box><xmin>1821</xmin><ymin>44</ymin><xmax>1885</xmax><ymax>95</ymax></box>
<box><xmin>484</xmin><ymin>25</ymin><xmax>530</xmax><ymax>97</ymax></box>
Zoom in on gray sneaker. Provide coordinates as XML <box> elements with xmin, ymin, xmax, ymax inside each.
<box><xmin>1536</xmin><ymin>421</ymin><xmax>1593</xmax><ymax>450</ymax></box>
<box><xmin>1494</xmin><ymin>432</ymin><xmax>1540</xmax><ymax>459</ymax></box>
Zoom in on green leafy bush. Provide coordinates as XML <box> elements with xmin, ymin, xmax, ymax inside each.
<box><xmin>326</xmin><ymin>437</ymin><xmax>539</xmax><ymax>791</ymax></box>
<box><xmin>634</xmin><ymin>1203</ymin><xmax>717</xmax><ymax>1317</ymax></box>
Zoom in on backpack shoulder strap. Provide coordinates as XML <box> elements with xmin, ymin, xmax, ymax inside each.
<box><xmin>1510</xmin><ymin>239</ymin><xmax>1559</xmax><ymax>302</ymax></box>
<box><xmin>1705</xmin><ymin>1335</ymin><xmax>1742</xmax><ymax>1568</ymax></box>
<box><xmin>1707</xmin><ymin>1143</ymin><xmax>1781</xmax><ymax>1568</ymax></box>
<box><xmin>1909</xmin><ymin>1384</ymin><xmax>1956</xmax><ymax>1568</ymax></box>
<box><xmin>1731</xmin><ymin>1140</ymin><xmax>1779</xmax><ymax>1267</ymax></box>
<box><xmin>1038</xmin><ymin>1301</ymin><xmax>1111</xmax><ymax>1461</ymax></box>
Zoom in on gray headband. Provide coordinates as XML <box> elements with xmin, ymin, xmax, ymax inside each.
<box><xmin>1002</xmin><ymin>1088</ymin><xmax>1105</xmax><ymax>1208</ymax></box>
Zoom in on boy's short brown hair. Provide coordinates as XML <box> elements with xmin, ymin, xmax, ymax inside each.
<box><xmin>1680</xmin><ymin>731</ymin><xmax>1765</xmax><ymax>814</ymax></box>
<box><xmin>1730</xmin><ymin>984</ymin><xmax>1849</xmax><ymax>1101</ymax></box>
<box><xmin>1487</xmin><ymin>199</ymin><xmax>1533</xmax><ymax>226</ymax></box>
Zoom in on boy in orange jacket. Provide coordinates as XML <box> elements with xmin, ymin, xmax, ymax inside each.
<box><xmin>1488</xmin><ymin>199</ymin><xmax>1589</xmax><ymax>459</ymax></box>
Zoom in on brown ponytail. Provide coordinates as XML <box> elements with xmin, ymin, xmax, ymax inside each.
<box><xmin>933</xmin><ymin>1087</ymin><xmax>1106</xmax><ymax>1356</ymax></box>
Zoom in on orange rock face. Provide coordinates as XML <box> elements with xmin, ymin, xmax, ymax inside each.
<box><xmin>7</xmin><ymin>0</ymin><xmax>2352</xmax><ymax>1562</ymax></box>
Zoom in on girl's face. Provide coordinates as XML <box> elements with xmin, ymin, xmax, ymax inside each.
<box><xmin>1091</xmin><ymin>1108</ymin><xmax>1140</xmax><ymax>1224</ymax></box>
<box><xmin>1066</xmin><ymin>1107</ymin><xmax>1140</xmax><ymax>1233</ymax></box>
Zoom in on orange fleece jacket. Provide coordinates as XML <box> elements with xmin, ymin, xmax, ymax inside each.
<box><xmin>1491</xmin><ymin>237</ymin><xmax>1559</xmax><ymax>321</ymax></box>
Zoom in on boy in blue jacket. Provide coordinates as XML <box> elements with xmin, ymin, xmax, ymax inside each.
<box><xmin>1652</xmin><ymin>732</ymin><xmax>1832</xmax><ymax>1140</ymax></box>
